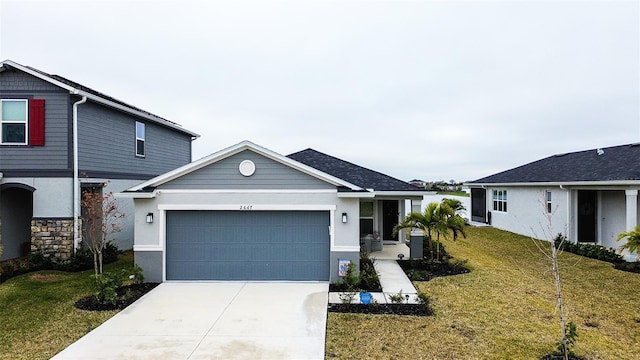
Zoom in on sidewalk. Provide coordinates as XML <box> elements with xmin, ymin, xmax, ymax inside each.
<box><xmin>328</xmin><ymin>244</ymin><xmax>418</xmax><ymax>304</ymax></box>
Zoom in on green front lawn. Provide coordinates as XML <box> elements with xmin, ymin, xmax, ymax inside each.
<box><xmin>0</xmin><ymin>253</ymin><xmax>134</xmax><ymax>360</ymax></box>
<box><xmin>4</xmin><ymin>229</ymin><xmax>640</xmax><ymax>359</ymax></box>
<box><xmin>326</xmin><ymin>227</ymin><xmax>640</xmax><ymax>359</ymax></box>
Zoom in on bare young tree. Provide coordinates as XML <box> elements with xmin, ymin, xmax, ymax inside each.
<box><xmin>529</xmin><ymin>192</ymin><xmax>573</xmax><ymax>360</ymax></box>
<box><xmin>81</xmin><ymin>182</ymin><xmax>125</xmax><ymax>277</ymax></box>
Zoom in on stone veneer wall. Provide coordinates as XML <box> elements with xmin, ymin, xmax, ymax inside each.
<box><xmin>30</xmin><ymin>219</ymin><xmax>75</xmax><ymax>261</ymax></box>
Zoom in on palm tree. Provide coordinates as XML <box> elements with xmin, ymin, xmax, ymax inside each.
<box><xmin>393</xmin><ymin>202</ymin><xmax>441</xmax><ymax>260</ymax></box>
<box><xmin>440</xmin><ymin>200</ymin><xmax>467</xmax><ymax>241</ymax></box>
<box><xmin>394</xmin><ymin>201</ymin><xmax>467</xmax><ymax>260</ymax></box>
<box><xmin>441</xmin><ymin>197</ymin><xmax>467</xmax><ymax>217</ymax></box>
<box><xmin>616</xmin><ymin>224</ymin><xmax>640</xmax><ymax>253</ymax></box>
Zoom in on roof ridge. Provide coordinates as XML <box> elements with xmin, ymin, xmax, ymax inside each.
<box><xmin>288</xmin><ymin>148</ymin><xmax>418</xmax><ymax>190</ymax></box>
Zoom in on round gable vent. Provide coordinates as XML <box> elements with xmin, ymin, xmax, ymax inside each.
<box><xmin>239</xmin><ymin>160</ymin><xmax>256</xmax><ymax>177</ymax></box>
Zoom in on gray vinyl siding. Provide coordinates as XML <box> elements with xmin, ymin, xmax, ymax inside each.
<box><xmin>78</xmin><ymin>102</ymin><xmax>192</xmax><ymax>178</ymax></box>
<box><xmin>0</xmin><ymin>69</ymin><xmax>71</xmax><ymax>172</ymax></box>
<box><xmin>159</xmin><ymin>150</ymin><xmax>335</xmax><ymax>190</ymax></box>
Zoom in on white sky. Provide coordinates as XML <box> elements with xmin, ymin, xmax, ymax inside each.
<box><xmin>1</xmin><ymin>0</ymin><xmax>638</xmax><ymax>182</ymax></box>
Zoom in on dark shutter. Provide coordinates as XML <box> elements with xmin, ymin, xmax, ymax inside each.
<box><xmin>29</xmin><ymin>99</ymin><xmax>45</xmax><ymax>146</ymax></box>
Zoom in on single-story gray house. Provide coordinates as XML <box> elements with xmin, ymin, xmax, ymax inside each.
<box><xmin>118</xmin><ymin>141</ymin><xmax>427</xmax><ymax>282</ymax></box>
<box><xmin>466</xmin><ymin>143</ymin><xmax>640</xmax><ymax>260</ymax></box>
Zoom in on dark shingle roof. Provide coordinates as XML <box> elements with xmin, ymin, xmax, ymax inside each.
<box><xmin>287</xmin><ymin>149</ymin><xmax>421</xmax><ymax>191</ymax></box>
<box><xmin>24</xmin><ymin>65</ymin><xmax>181</xmax><ymax>126</ymax></box>
<box><xmin>470</xmin><ymin>143</ymin><xmax>640</xmax><ymax>184</ymax></box>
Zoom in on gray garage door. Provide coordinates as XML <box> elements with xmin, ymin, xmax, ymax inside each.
<box><xmin>166</xmin><ymin>210</ymin><xmax>330</xmax><ymax>281</ymax></box>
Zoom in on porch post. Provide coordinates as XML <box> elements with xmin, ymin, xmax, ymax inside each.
<box><xmin>625</xmin><ymin>189</ymin><xmax>638</xmax><ymax>232</ymax></box>
<box><xmin>624</xmin><ymin>189</ymin><xmax>638</xmax><ymax>261</ymax></box>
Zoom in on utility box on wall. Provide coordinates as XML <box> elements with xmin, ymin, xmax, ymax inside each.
<box><xmin>410</xmin><ymin>233</ymin><xmax>423</xmax><ymax>259</ymax></box>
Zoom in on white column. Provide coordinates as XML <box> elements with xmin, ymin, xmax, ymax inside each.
<box><xmin>624</xmin><ymin>189</ymin><xmax>638</xmax><ymax>261</ymax></box>
<box><xmin>625</xmin><ymin>189</ymin><xmax>638</xmax><ymax>231</ymax></box>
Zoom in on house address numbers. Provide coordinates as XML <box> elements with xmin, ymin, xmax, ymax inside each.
<box><xmin>239</xmin><ymin>205</ymin><xmax>253</xmax><ymax>210</ymax></box>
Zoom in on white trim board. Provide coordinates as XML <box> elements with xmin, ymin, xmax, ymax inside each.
<box><xmin>156</xmin><ymin>189</ymin><xmax>338</xmax><ymax>194</ymax></box>
<box><xmin>157</xmin><ymin>204</ymin><xmax>338</xmax><ymax>211</ymax></box>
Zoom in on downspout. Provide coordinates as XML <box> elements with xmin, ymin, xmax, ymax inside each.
<box><xmin>72</xmin><ymin>95</ymin><xmax>87</xmax><ymax>253</ymax></box>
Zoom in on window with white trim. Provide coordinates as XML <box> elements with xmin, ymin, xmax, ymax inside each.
<box><xmin>360</xmin><ymin>201</ymin><xmax>374</xmax><ymax>236</ymax></box>
<box><xmin>135</xmin><ymin>121</ymin><xmax>145</xmax><ymax>157</ymax></box>
<box><xmin>1</xmin><ymin>99</ymin><xmax>28</xmax><ymax>144</ymax></box>
<box><xmin>493</xmin><ymin>189</ymin><xmax>507</xmax><ymax>212</ymax></box>
<box><xmin>546</xmin><ymin>190</ymin><xmax>552</xmax><ymax>213</ymax></box>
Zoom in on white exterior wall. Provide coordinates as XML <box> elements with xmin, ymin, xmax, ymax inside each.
<box><xmin>1</xmin><ymin>177</ymin><xmax>141</xmax><ymax>250</ymax></box>
<box><xmin>486</xmin><ymin>186</ymin><xmax>569</xmax><ymax>241</ymax></box>
<box><xmin>100</xmin><ymin>179</ymin><xmax>141</xmax><ymax>250</ymax></box>
<box><xmin>1</xmin><ymin>177</ymin><xmax>73</xmax><ymax>217</ymax></box>
<box><xmin>600</xmin><ymin>191</ymin><xmax>627</xmax><ymax>248</ymax></box>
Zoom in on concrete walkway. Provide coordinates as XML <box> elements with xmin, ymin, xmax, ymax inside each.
<box><xmin>373</xmin><ymin>259</ymin><xmax>417</xmax><ymax>295</ymax></box>
<box><xmin>53</xmin><ymin>282</ymin><xmax>328</xmax><ymax>360</ymax></box>
<box><xmin>328</xmin><ymin>244</ymin><xmax>418</xmax><ymax>304</ymax></box>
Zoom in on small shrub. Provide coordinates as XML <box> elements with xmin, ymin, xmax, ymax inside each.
<box><xmin>129</xmin><ymin>265</ymin><xmax>145</xmax><ymax>284</ymax></box>
<box><xmin>424</xmin><ymin>239</ymin><xmax>452</xmax><ymax>262</ymax></box>
<box><xmin>342</xmin><ymin>262</ymin><xmax>359</xmax><ymax>289</ymax></box>
<box><xmin>398</xmin><ymin>258</ymin><xmax>470</xmax><ymax>280</ymax></box>
<box><xmin>554</xmin><ymin>233</ymin><xmax>622</xmax><ymax>263</ymax></box>
<box><xmin>415</xmin><ymin>291</ymin><xmax>430</xmax><ymax>305</ymax></box>
<box><xmin>407</xmin><ymin>269</ymin><xmax>432</xmax><ymax>281</ymax></box>
<box><xmin>92</xmin><ymin>270</ymin><xmax>125</xmax><ymax>306</ymax></box>
<box><xmin>329</xmin><ymin>257</ymin><xmax>382</xmax><ymax>292</ymax></box>
<box><xmin>27</xmin><ymin>252</ymin><xmax>54</xmax><ymax>271</ymax></box>
<box><xmin>56</xmin><ymin>242</ymin><xmax>120</xmax><ymax>272</ymax></box>
<box><xmin>58</xmin><ymin>247</ymin><xmax>94</xmax><ymax>272</ymax></box>
<box><xmin>613</xmin><ymin>261</ymin><xmax>640</xmax><ymax>273</ymax></box>
<box><xmin>339</xmin><ymin>291</ymin><xmax>356</xmax><ymax>304</ymax></box>
<box><xmin>1</xmin><ymin>262</ymin><xmax>15</xmax><ymax>278</ymax></box>
<box><xmin>358</xmin><ymin>258</ymin><xmax>380</xmax><ymax>290</ymax></box>
<box><xmin>388</xmin><ymin>290</ymin><xmax>405</xmax><ymax>304</ymax></box>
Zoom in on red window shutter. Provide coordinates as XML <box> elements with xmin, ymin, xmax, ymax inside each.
<box><xmin>29</xmin><ymin>99</ymin><xmax>45</xmax><ymax>146</ymax></box>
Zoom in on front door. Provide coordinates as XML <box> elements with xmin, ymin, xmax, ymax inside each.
<box><xmin>471</xmin><ymin>188</ymin><xmax>487</xmax><ymax>223</ymax></box>
<box><xmin>382</xmin><ymin>200</ymin><xmax>399</xmax><ymax>241</ymax></box>
<box><xmin>578</xmin><ymin>190</ymin><xmax>597</xmax><ymax>243</ymax></box>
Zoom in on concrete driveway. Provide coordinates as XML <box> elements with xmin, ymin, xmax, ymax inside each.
<box><xmin>52</xmin><ymin>282</ymin><xmax>328</xmax><ymax>360</ymax></box>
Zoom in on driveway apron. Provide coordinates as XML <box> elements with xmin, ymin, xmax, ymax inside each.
<box><xmin>52</xmin><ymin>282</ymin><xmax>328</xmax><ymax>360</ymax></box>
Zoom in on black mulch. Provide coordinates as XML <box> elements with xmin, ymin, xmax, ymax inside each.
<box><xmin>328</xmin><ymin>303</ymin><xmax>432</xmax><ymax>316</ymax></box>
<box><xmin>74</xmin><ymin>283</ymin><xmax>160</xmax><ymax>311</ymax></box>
<box><xmin>397</xmin><ymin>259</ymin><xmax>470</xmax><ymax>281</ymax></box>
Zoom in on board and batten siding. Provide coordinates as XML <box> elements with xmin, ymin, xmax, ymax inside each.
<box><xmin>0</xmin><ymin>69</ymin><xmax>71</xmax><ymax>173</ymax></box>
<box><xmin>158</xmin><ymin>150</ymin><xmax>336</xmax><ymax>190</ymax></box>
<box><xmin>77</xmin><ymin>102</ymin><xmax>192</xmax><ymax>178</ymax></box>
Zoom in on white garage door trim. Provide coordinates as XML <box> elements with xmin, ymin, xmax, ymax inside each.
<box><xmin>158</xmin><ymin>204</ymin><xmax>337</xmax><ymax>282</ymax></box>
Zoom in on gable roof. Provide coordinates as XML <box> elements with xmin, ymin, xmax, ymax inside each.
<box><xmin>125</xmin><ymin>141</ymin><xmax>363</xmax><ymax>192</ymax></box>
<box><xmin>469</xmin><ymin>143</ymin><xmax>640</xmax><ymax>185</ymax></box>
<box><xmin>0</xmin><ymin>59</ymin><xmax>199</xmax><ymax>138</ymax></box>
<box><xmin>287</xmin><ymin>148</ymin><xmax>422</xmax><ymax>192</ymax></box>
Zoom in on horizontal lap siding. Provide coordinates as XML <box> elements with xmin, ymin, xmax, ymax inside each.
<box><xmin>78</xmin><ymin>102</ymin><xmax>191</xmax><ymax>178</ymax></box>
<box><xmin>166</xmin><ymin>211</ymin><xmax>330</xmax><ymax>280</ymax></box>
<box><xmin>0</xmin><ymin>70</ymin><xmax>70</xmax><ymax>170</ymax></box>
<box><xmin>159</xmin><ymin>150</ymin><xmax>334</xmax><ymax>190</ymax></box>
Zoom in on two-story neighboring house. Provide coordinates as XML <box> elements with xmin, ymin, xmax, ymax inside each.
<box><xmin>0</xmin><ymin>60</ymin><xmax>198</xmax><ymax>261</ymax></box>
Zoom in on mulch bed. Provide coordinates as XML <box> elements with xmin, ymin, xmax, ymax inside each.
<box><xmin>75</xmin><ymin>283</ymin><xmax>159</xmax><ymax>311</ymax></box>
<box><xmin>397</xmin><ymin>259</ymin><xmax>470</xmax><ymax>281</ymax></box>
<box><xmin>613</xmin><ymin>261</ymin><xmax>640</xmax><ymax>273</ymax></box>
<box><xmin>328</xmin><ymin>303</ymin><xmax>432</xmax><ymax>316</ymax></box>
